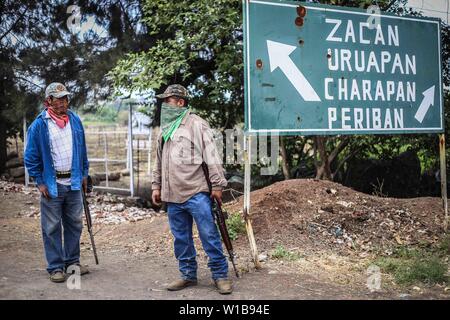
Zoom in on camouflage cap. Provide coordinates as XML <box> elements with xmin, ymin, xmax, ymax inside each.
<box><xmin>156</xmin><ymin>84</ymin><xmax>189</xmax><ymax>99</ymax></box>
<box><xmin>45</xmin><ymin>82</ymin><xmax>71</xmax><ymax>99</ymax></box>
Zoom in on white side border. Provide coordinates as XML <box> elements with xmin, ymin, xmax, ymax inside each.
<box><xmin>247</xmin><ymin>0</ymin><xmax>252</xmax><ymax>130</ymax></box>
<box><xmin>246</xmin><ymin>0</ymin><xmax>444</xmax><ymax>133</ymax></box>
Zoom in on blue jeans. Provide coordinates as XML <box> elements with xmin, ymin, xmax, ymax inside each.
<box><xmin>40</xmin><ymin>183</ymin><xmax>83</xmax><ymax>273</ymax></box>
<box><xmin>167</xmin><ymin>192</ymin><xmax>228</xmax><ymax>280</ymax></box>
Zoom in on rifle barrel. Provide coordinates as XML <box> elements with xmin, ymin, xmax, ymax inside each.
<box><xmin>82</xmin><ymin>191</ymin><xmax>99</xmax><ymax>265</ymax></box>
<box><xmin>214</xmin><ymin>199</ymin><xmax>239</xmax><ymax>278</ymax></box>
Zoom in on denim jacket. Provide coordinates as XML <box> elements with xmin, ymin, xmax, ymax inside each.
<box><xmin>24</xmin><ymin>109</ymin><xmax>89</xmax><ymax>198</ymax></box>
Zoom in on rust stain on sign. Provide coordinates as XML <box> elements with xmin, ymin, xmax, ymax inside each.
<box><xmin>295</xmin><ymin>5</ymin><xmax>306</xmax><ymax>26</ymax></box>
<box><xmin>297</xmin><ymin>5</ymin><xmax>306</xmax><ymax>17</ymax></box>
<box><xmin>256</xmin><ymin>59</ymin><xmax>263</xmax><ymax>69</ymax></box>
<box><xmin>440</xmin><ymin>135</ymin><xmax>445</xmax><ymax>147</ymax></box>
<box><xmin>295</xmin><ymin>17</ymin><xmax>304</xmax><ymax>26</ymax></box>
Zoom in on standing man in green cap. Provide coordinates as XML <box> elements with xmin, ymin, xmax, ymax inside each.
<box><xmin>25</xmin><ymin>82</ymin><xmax>89</xmax><ymax>283</ymax></box>
<box><xmin>151</xmin><ymin>84</ymin><xmax>232</xmax><ymax>294</ymax></box>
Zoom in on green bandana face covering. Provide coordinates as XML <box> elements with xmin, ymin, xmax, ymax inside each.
<box><xmin>160</xmin><ymin>102</ymin><xmax>189</xmax><ymax>142</ymax></box>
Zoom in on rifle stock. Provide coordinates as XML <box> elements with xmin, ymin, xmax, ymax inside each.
<box><xmin>82</xmin><ymin>176</ymin><xmax>99</xmax><ymax>265</ymax></box>
<box><xmin>212</xmin><ymin>198</ymin><xmax>240</xmax><ymax>278</ymax></box>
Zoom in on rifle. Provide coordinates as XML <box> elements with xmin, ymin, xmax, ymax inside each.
<box><xmin>201</xmin><ymin>162</ymin><xmax>239</xmax><ymax>278</ymax></box>
<box><xmin>81</xmin><ymin>176</ymin><xmax>99</xmax><ymax>265</ymax></box>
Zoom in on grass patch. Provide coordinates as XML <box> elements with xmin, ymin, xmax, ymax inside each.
<box><xmin>373</xmin><ymin>240</ymin><xmax>449</xmax><ymax>286</ymax></box>
<box><xmin>225</xmin><ymin>212</ymin><xmax>246</xmax><ymax>241</ymax></box>
<box><xmin>271</xmin><ymin>245</ymin><xmax>301</xmax><ymax>261</ymax></box>
<box><xmin>437</xmin><ymin>234</ymin><xmax>450</xmax><ymax>255</ymax></box>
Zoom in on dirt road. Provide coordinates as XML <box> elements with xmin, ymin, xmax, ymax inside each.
<box><xmin>0</xmin><ymin>181</ymin><xmax>448</xmax><ymax>300</ymax></box>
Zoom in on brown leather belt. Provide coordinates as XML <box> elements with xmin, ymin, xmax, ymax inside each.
<box><xmin>56</xmin><ymin>170</ymin><xmax>71</xmax><ymax>178</ymax></box>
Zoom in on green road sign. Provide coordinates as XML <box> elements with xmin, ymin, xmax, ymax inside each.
<box><xmin>243</xmin><ymin>0</ymin><xmax>444</xmax><ymax>135</ymax></box>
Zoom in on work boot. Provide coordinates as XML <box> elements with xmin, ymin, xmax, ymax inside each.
<box><xmin>49</xmin><ymin>270</ymin><xmax>65</xmax><ymax>283</ymax></box>
<box><xmin>66</xmin><ymin>263</ymin><xmax>90</xmax><ymax>275</ymax></box>
<box><xmin>215</xmin><ymin>279</ymin><xmax>233</xmax><ymax>294</ymax></box>
<box><xmin>167</xmin><ymin>279</ymin><xmax>198</xmax><ymax>291</ymax></box>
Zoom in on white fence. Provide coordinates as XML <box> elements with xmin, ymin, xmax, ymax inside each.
<box><xmin>24</xmin><ymin>103</ymin><xmax>154</xmax><ymax>197</ymax></box>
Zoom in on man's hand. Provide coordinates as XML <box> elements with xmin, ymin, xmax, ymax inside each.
<box><xmin>211</xmin><ymin>190</ymin><xmax>223</xmax><ymax>206</ymax></box>
<box><xmin>38</xmin><ymin>184</ymin><xmax>49</xmax><ymax>199</ymax></box>
<box><xmin>82</xmin><ymin>177</ymin><xmax>88</xmax><ymax>193</ymax></box>
<box><xmin>152</xmin><ymin>189</ymin><xmax>161</xmax><ymax>206</ymax></box>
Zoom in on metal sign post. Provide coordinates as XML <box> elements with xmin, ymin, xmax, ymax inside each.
<box><xmin>243</xmin><ymin>134</ymin><xmax>261</xmax><ymax>269</ymax></box>
<box><xmin>439</xmin><ymin>134</ymin><xmax>448</xmax><ymax>230</ymax></box>
<box><xmin>147</xmin><ymin>126</ymin><xmax>153</xmax><ymax>176</ymax></box>
<box><xmin>103</xmin><ymin>131</ymin><xmax>109</xmax><ymax>188</ymax></box>
<box><xmin>23</xmin><ymin>116</ymin><xmax>30</xmax><ymax>187</ymax></box>
<box><xmin>128</xmin><ymin>103</ymin><xmax>135</xmax><ymax>197</ymax></box>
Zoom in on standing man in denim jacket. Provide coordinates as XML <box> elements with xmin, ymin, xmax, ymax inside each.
<box><xmin>24</xmin><ymin>82</ymin><xmax>89</xmax><ymax>283</ymax></box>
<box><xmin>151</xmin><ymin>84</ymin><xmax>232</xmax><ymax>294</ymax></box>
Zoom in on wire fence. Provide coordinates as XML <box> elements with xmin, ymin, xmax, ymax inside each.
<box><xmin>16</xmin><ymin>104</ymin><xmax>155</xmax><ymax>197</ymax></box>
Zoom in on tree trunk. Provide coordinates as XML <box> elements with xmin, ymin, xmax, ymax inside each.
<box><xmin>280</xmin><ymin>136</ymin><xmax>291</xmax><ymax>179</ymax></box>
<box><xmin>314</xmin><ymin>136</ymin><xmax>332</xmax><ymax>180</ymax></box>
<box><xmin>314</xmin><ymin>136</ymin><xmax>350</xmax><ymax>180</ymax></box>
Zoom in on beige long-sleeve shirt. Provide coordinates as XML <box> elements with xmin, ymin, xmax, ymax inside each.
<box><xmin>151</xmin><ymin>110</ymin><xmax>227</xmax><ymax>203</ymax></box>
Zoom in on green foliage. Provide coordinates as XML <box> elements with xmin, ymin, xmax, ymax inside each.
<box><xmin>271</xmin><ymin>245</ymin><xmax>301</xmax><ymax>261</ymax></box>
<box><xmin>0</xmin><ymin>1</ymin><xmax>153</xmax><ymax>171</ymax></box>
<box><xmin>374</xmin><ymin>243</ymin><xmax>449</xmax><ymax>286</ymax></box>
<box><xmin>80</xmin><ymin>104</ymin><xmax>119</xmax><ymax>124</ymax></box>
<box><xmin>108</xmin><ymin>0</ymin><xmax>450</xmax><ymax>185</ymax></box>
<box><xmin>109</xmin><ymin>0</ymin><xmax>244</xmax><ymax>129</ymax></box>
<box><xmin>313</xmin><ymin>0</ymin><xmax>450</xmax><ymax>180</ymax></box>
<box><xmin>225</xmin><ymin>212</ymin><xmax>246</xmax><ymax>241</ymax></box>
<box><xmin>116</xmin><ymin>110</ymin><xmax>130</xmax><ymax>126</ymax></box>
<box><xmin>438</xmin><ymin>235</ymin><xmax>450</xmax><ymax>255</ymax></box>
<box><xmin>341</xmin><ymin>91</ymin><xmax>450</xmax><ymax>176</ymax></box>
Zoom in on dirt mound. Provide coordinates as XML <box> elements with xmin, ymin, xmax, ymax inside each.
<box><xmin>226</xmin><ymin>179</ymin><xmax>447</xmax><ymax>254</ymax></box>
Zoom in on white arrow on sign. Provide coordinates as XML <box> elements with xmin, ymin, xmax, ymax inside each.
<box><xmin>414</xmin><ymin>86</ymin><xmax>435</xmax><ymax>123</ymax></box>
<box><xmin>266</xmin><ymin>40</ymin><xmax>321</xmax><ymax>102</ymax></box>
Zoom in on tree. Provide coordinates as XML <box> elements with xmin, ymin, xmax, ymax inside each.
<box><xmin>109</xmin><ymin>0</ymin><xmax>244</xmax><ymax>130</ymax></box>
<box><xmin>110</xmin><ymin>0</ymin><xmax>449</xmax><ymax>183</ymax></box>
<box><xmin>0</xmin><ymin>0</ymin><xmax>154</xmax><ymax>172</ymax></box>
<box><xmin>285</xmin><ymin>0</ymin><xmax>450</xmax><ymax>181</ymax></box>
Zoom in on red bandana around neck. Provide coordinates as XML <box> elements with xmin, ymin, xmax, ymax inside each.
<box><xmin>45</xmin><ymin>105</ymin><xmax>69</xmax><ymax>129</ymax></box>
